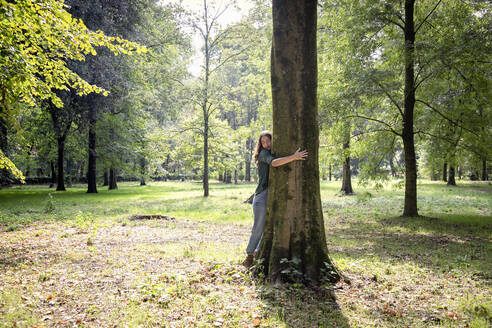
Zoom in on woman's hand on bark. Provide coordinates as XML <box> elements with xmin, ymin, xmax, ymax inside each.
<box><xmin>293</xmin><ymin>148</ymin><xmax>308</xmax><ymax>161</ymax></box>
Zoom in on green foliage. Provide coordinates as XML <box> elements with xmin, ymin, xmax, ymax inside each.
<box><xmin>0</xmin><ymin>149</ymin><xmax>25</xmax><ymax>182</ymax></box>
<box><xmin>0</xmin><ymin>0</ymin><xmax>146</xmax><ymax>107</ymax></box>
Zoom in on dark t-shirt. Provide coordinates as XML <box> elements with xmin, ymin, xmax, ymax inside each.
<box><xmin>255</xmin><ymin>149</ymin><xmax>274</xmax><ymax>195</ymax></box>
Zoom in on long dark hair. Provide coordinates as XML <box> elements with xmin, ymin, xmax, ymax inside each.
<box><xmin>253</xmin><ymin>130</ymin><xmax>272</xmax><ymax>166</ymax></box>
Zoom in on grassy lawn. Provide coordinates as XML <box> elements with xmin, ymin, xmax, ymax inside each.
<box><xmin>0</xmin><ymin>180</ymin><xmax>491</xmax><ymax>327</ymax></box>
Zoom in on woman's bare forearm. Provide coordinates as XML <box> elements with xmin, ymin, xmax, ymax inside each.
<box><xmin>271</xmin><ymin>148</ymin><xmax>308</xmax><ymax>167</ymax></box>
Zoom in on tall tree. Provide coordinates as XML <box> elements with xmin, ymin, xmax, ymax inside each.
<box><xmin>256</xmin><ymin>0</ymin><xmax>339</xmax><ymax>284</ymax></box>
<box><xmin>190</xmin><ymin>0</ymin><xmax>249</xmax><ymax>196</ymax></box>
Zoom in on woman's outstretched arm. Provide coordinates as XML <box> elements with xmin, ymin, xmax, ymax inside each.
<box><xmin>271</xmin><ymin>148</ymin><xmax>308</xmax><ymax>167</ymax></box>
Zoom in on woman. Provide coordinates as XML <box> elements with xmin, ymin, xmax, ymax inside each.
<box><xmin>242</xmin><ymin>131</ymin><xmax>308</xmax><ymax>268</ymax></box>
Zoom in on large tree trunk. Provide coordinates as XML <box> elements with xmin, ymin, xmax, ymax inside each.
<box><xmin>87</xmin><ymin>107</ymin><xmax>97</xmax><ymax>193</ymax></box>
<box><xmin>340</xmin><ymin>141</ymin><xmax>353</xmax><ymax>195</ymax></box>
<box><xmin>443</xmin><ymin>162</ymin><xmax>447</xmax><ymax>182</ymax></box>
<box><xmin>256</xmin><ymin>0</ymin><xmax>339</xmax><ymax>285</ymax></box>
<box><xmin>109</xmin><ymin>167</ymin><xmax>117</xmax><ymax>190</ymax></box>
<box><xmin>447</xmin><ymin>165</ymin><xmax>456</xmax><ymax>186</ymax></box>
<box><xmin>401</xmin><ymin>0</ymin><xmax>419</xmax><ymax>217</ymax></box>
<box><xmin>482</xmin><ymin>160</ymin><xmax>488</xmax><ymax>181</ymax></box>
<box><xmin>56</xmin><ymin>137</ymin><xmax>66</xmax><ymax>191</ymax></box>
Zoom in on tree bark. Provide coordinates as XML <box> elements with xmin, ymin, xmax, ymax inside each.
<box><xmin>87</xmin><ymin>107</ymin><xmax>97</xmax><ymax>193</ymax></box>
<box><xmin>103</xmin><ymin>169</ymin><xmax>109</xmax><ymax>186</ymax></box>
<box><xmin>401</xmin><ymin>0</ymin><xmax>418</xmax><ymax>217</ymax></box>
<box><xmin>256</xmin><ymin>0</ymin><xmax>339</xmax><ymax>285</ymax></box>
<box><xmin>340</xmin><ymin>141</ymin><xmax>353</xmax><ymax>195</ymax></box>
<box><xmin>109</xmin><ymin>167</ymin><xmax>117</xmax><ymax>190</ymax></box>
<box><xmin>203</xmin><ymin>103</ymin><xmax>209</xmax><ymax>196</ymax></box>
<box><xmin>140</xmin><ymin>156</ymin><xmax>146</xmax><ymax>186</ymax></box>
<box><xmin>48</xmin><ymin>101</ymin><xmax>72</xmax><ymax>192</ymax></box>
<box><xmin>443</xmin><ymin>162</ymin><xmax>447</xmax><ymax>182</ymax></box>
<box><xmin>245</xmin><ymin>137</ymin><xmax>252</xmax><ymax>182</ymax></box>
<box><xmin>447</xmin><ymin>165</ymin><xmax>456</xmax><ymax>186</ymax></box>
<box><xmin>482</xmin><ymin>160</ymin><xmax>488</xmax><ymax>181</ymax></box>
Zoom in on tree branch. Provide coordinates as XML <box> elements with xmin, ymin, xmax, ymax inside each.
<box><xmin>415</xmin><ymin>99</ymin><xmax>480</xmax><ymax>137</ymax></box>
<box><xmin>345</xmin><ymin>114</ymin><xmax>402</xmax><ymax>136</ymax></box>
<box><xmin>415</xmin><ymin>0</ymin><xmax>443</xmax><ymax>34</ymax></box>
<box><xmin>416</xmin><ymin>130</ymin><xmax>482</xmax><ymax>157</ymax></box>
<box><xmin>210</xmin><ymin>46</ymin><xmax>251</xmax><ymax>74</ymax></box>
<box><xmin>372</xmin><ymin>79</ymin><xmax>404</xmax><ymax>117</ymax></box>
<box><xmin>351</xmin><ymin>128</ymin><xmax>394</xmax><ymax>140</ymax></box>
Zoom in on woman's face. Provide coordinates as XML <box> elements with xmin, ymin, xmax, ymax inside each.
<box><xmin>261</xmin><ymin>135</ymin><xmax>272</xmax><ymax>150</ymax></box>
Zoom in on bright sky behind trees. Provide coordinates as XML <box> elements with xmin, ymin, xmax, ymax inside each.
<box><xmin>162</xmin><ymin>0</ymin><xmax>254</xmax><ymax>75</ymax></box>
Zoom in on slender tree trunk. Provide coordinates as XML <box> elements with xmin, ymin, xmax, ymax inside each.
<box><xmin>56</xmin><ymin>137</ymin><xmax>66</xmax><ymax>191</ymax></box>
<box><xmin>103</xmin><ymin>169</ymin><xmax>109</xmax><ymax>186</ymax></box>
<box><xmin>256</xmin><ymin>0</ymin><xmax>339</xmax><ymax>284</ymax></box>
<box><xmin>329</xmin><ymin>164</ymin><xmax>332</xmax><ymax>181</ymax></box>
<box><xmin>401</xmin><ymin>0</ymin><xmax>418</xmax><ymax>217</ymax></box>
<box><xmin>458</xmin><ymin>166</ymin><xmax>462</xmax><ymax>180</ymax></box>
<box><xmin>203</xmin><ymin>104</ymin><xmax>209</xmax><ymax>196</ymax></box>
<box><xmin>443</xmin><ymin>162</ymin><xmax>447</xmax><ymax>182</ymax></box>
<box><xmin>245</xmin><ymin>138</ymin><xmax>252</xmax><ymax>182</ymax></box>
<box><xmin>87</xmin><ymin>107</ymin><xmax>97</xmax><ymax>193</ymax></box>
<box><xmin>201</xmin><ymin>0</ymin><xmax>210</xmax><ymax>197</ymax></box>
<box><xmin>50</xmin><ymin>161</ymin><xmax>56</xmax><ymax>188</ymax></box>
<box><xmin>109</xmin><ymin>167</ymin><xmax>117</xmax><ymax>190</ymax></box>
<box><xmin>140</xmin><ymin>156</ymin><xmax>146</xmax><ymax>186</ymax></box>
<box><xmin>447</xmin><ymin>166</ymin><xmax>456</xmax><ymax>186</ymax></box>
<box><xmin>25</xmin><ymin>144</ymin><xmax>34</xmax><ymax>178</ymax></box>
<box><xmin>234</xmin><ymin>169</ymin><xmax>238</xmax><ymax>185</ymax></box>
<box><xmin>482</xmin><ymin>160</ymin><xmax>488</xmax><ymax>181</ymax></box>
<box><xmin>340</xmin><ymin>141</ymin><xmax>353</xmax><ymax>195</ymax></box>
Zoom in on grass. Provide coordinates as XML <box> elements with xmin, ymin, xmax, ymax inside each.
<box><xmin>0</xmin><ymin>179</ymin><xmax>491</xmax><ymax>327</ymax></box>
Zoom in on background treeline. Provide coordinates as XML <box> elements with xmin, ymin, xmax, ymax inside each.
<box><xmin>1</xmin><ymin>0</ymin><xmax>491</xmax><ymax>199</ymax></box>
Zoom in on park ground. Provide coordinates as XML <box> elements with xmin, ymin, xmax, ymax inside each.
<box><xmin>0</xmin><ymin>180</ymin><xmax>491</xmax><ymax>327</ymax></box>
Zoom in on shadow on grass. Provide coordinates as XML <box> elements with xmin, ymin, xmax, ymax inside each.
<box><xmin>328</xmin><ymin>214</ymin><xmax>492</xmax><ymax>278</ymax></box>
<box><xmin>381</xmin><ymin>214</ymin><xmax>492</xmax><ymax>240</ymax></box>
<box><xmin>256</xmin><ymin>285</ymin><xmax>350</xmax><ymax>327</ymax></box>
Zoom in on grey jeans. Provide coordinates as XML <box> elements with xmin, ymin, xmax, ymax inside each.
<box><xmin>246</xmin><ymin>188</ymin><xmax>268</xmax><ymax>255</ymax></box>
